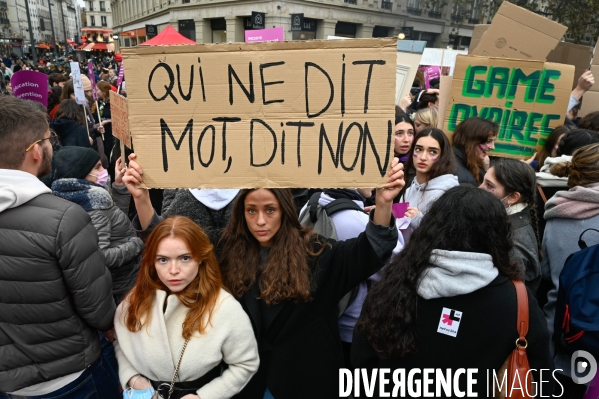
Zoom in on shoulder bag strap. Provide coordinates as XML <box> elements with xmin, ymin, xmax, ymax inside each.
<box><xmin>513</xmin><ymin>280</ymin><xmax>529</xmax><ymax>345</ymax></box>
<box><xmin>165</xmin><ymin>339</ymin><xmax>190</xmax><ymax>399</ymax></box>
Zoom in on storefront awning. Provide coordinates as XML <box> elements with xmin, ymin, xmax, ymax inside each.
<box><xmin>36</xmin><ymin>43</ymin><xmax>51</xmax><ymax>49</ymax></box>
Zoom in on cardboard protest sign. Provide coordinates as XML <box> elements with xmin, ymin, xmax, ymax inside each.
<box><xmin>245</xmin><ymin>27</ymin><xmax>284</xmax><ymax>43</ymax></box>
<box><xmin>395</xmin><ymin>40</ymin><xmax>426</xmax><ymax>106</ymax></box>
<box><xmin>70</xmin><ymin>62</ymin><xmax>87</xmax><ymax>106</ymax></box>
<box><xmin>10</xmin><ymin>71</ymin><xmax>48</xmax><ymax>107</ymax></box>
<box><xmin>109</xmin><ymin>91</ymin><xmax>132</xmax><ymax>148</ymax></box>
<box><xmin>547</xmin><ymin>42</ymin><xmax>592</xmax><ymax>90</ymax></box>
<box><xmin>469</xmin><ymin>25</ymin><xmax>489</xmax><ymax>52</ymax></box>
<box><xmin>437</xmin><ymin>75</ymin><xmax>452</xmax><ymax>129</ymax></box>
<box><xmin>443</xmin><ymin>55</ymin><xmax>574</xmax><ymax>158</ymax></box>
<box><xmin>122</xmin><ymin>38</ymin><xmax>397</xmax><ymax>189</ymax></box>
<box><xmin>580</xmin><ymin>40</ymin><xmax>599</xmax><ymax>117</ymax></box>
<box><xmin>470</xmin><ymin>2</ymin><xmax>566</xmax><ymax>62</ymax></box>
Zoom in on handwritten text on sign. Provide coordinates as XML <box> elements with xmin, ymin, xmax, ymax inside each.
<box><xmin>123</xmin><ymin>39</ymin><xmax>397</xmax><ymax>188</ymax></box>
<box><xmin>443</xmin><ymin>55</ymin><xmax>573</xmax><ymax>158</ymax></box>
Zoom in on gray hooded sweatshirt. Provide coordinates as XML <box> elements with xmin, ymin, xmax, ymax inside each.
<box><xmin>402</xmin><ymin>174</ymin><xmax>459</xmax><ymax>228</ymax></box>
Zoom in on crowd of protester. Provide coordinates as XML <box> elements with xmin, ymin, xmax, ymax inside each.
<box><xmin>1</xmin><ymin>48</ymin><xmax>599</xmax><ymax>399</ymax></box>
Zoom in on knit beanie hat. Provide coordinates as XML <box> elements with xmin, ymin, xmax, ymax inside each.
<box><xmin>81</xmin><ymin>74</ymin><xmax>92</xmax><ymax>92</ymax></box>
<box><xmin>52</xmin><ymin>146</ymin><xmax>101</xmax><ymax>180</ymax></box>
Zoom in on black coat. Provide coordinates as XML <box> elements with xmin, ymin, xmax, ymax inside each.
<box><xmin>235</xmin><ymin>217</ymin><xmax>398</xmax><ymax>399</ymax></box>
<box><xmin>452</xmin><ymin>146</ymin><xmax>483</xmax><ymax>186</ymax></box>
<box><xmin>352</xmin><ymin>276</ymin><xmax>554</xmax><ymax>398</ymax></box>
<box><xmin>50</xmin><ymin>118</ymin><xmax>92</xmax><ymax>148</ymax></box>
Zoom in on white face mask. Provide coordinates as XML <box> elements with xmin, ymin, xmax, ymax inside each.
<box><xmin>500</xmin><ymin>194</ymin><xmax>511</xmax><ymax>208</ymax></box>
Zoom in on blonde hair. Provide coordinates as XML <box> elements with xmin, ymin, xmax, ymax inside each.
<box><xmin>414</xmin><ymin>107</ymin><xmax>438</xmax><ymax>129</ymax></box>
<box><xmin>550</xmin><ymin>143</ymin><xmax>599</xmax><ymax>188</ymax></box>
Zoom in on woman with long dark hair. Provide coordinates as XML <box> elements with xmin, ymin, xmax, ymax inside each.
<box><xmin>393</xmin><ymin>112</ymin><xmax>416</xmax><ymax>166</ymax></box>
<box><xmin>479</xmin><ymin>158</ymin><xmax>541</xmax><ymax>293</ymax></box>
<box><xmin>535</xmin><ymin>125</ymin><xmax>570</xmax><ymax>172</ymax></box>
<box><xmin>113</xmin><ymin>216</ymin><xmax>259</xmax><ymax>399</ymax></box>
<box><xmin>352</xmin><ymin>186</ymin><xmax>553</xmax><ymax>396</ymax></box>
<box><xmin>122</xmin><ymin>154</ymin><xmax>405</xmax><ymax>399</ymax></box>
<box><xmin>398</xmin><ymin>128</ymin><xmax>458</xmax><ymax>229</ymax></box>
<box><xmin>50</xmin><ymin>99</ymin><xmax>92</xmax><ymax>148</ymax></box>
<box><xmin>452</xmin><ymin>117</ymin><xmax>498</xmax><ymax>186</ymax></box>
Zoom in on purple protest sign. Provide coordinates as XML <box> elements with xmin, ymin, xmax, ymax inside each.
<box><xmin>392</xmin><ymin>202</ymin><xmax>410</xmax><ymax>219</ymax></box>
<box><xmin>117</xmin><ymin>60</ymin><xmax>125</xmax><ymax>89</ymax></box>
<box><xmin>245</xmin><ymin>27</ymin><xmax>285</xmax><ymax>43</ymax></box>
<box><xmin>11</xmin><ymin>71</ymin><xmax>49</xmax><ymax>107</ymax></box>
<box><xmin>87</xmin><ymin>61</ymin><xmax>98</xmax><ymax>102</ymax></box>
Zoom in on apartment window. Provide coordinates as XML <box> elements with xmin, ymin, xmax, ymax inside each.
<box><xmin>182</xmin><ymin>0</ymin><xmax>190</xmax><ymax>3</ymax></box>
<box><xmin>88</xmin><ymin>1</ymin><xmax>93</xmax><ymax>11</ymax></box>
<box><xmin>90</xmin><ymin>15</ymin><xmax>95</xmax><ymax>26</ymax></box>
<box><xmin>344</xmin><ymin>0</ymin><xmax>357</xmax><ymax>4</ymax></box>
<box><xmin>39</xmin><ymin>17</ymin><xmax>45</xmax><ymax>31</ymax></box>
<box><xmin>101</xmin><ymin>16</ymin><xmax>107</xmax><ymax>26</ymax></box>
<box><xmin>100</xmin><ymin>1</ymin><xmax>105</xmax><ymax>11</ymax></box>
<box><xmin>408</xmin><ymin>0</ymin><xmax>419</xmax><ymax>7</ymax></box>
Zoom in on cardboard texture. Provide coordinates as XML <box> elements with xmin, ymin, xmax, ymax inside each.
<box><xmin>547</xmin><ymin>42</ymin><xmax>593</xmax><ymax>89</ymax></box>
<box><xmin>122</xmin><ymin>38</ymin><xmax>397</xmax><ymax>189</ymax></box>
<box><xmin>395</xmin><ymin>40</ymin><xmax>426</xmax><ymax>106</ymax></box>
<box><xmin>580</xmin><ymin>40</ymin><xmax>599</xmax><ymax>117</ymax></box>
<box><xmin>437</xmin><ymin>75</ymin><xmax>452</xmax><ymax>129</ymax></box>
<box><xmin>442</xmin><ymin>55</ymin><xmax>574</xmax><ymax>158</ymax></box>
<box><xmin>109</xmin><ymin>91</ymin><xmax>132</xmax><ymax>148</ymax></box>
<box><xmin>470</xmin><ymin>25</ymin><xmax>489</xmax><ymax>52</ymax></box>
<box><xmin>470</xmin><ymin>2</ymin><xmax>566</xmax><ymax>61</ymax></box>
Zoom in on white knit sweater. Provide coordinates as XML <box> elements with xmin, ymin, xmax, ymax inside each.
<box><xmin>114</xmin><ymin>288</ymin><xmax>259</xmax><ymax>399</ymax></box>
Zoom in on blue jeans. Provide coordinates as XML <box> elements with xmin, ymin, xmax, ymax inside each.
<box><xmin>0</xmin><ymin>357</ymin><xmax>121</xmax><ymax>399</ymax></box>
<box><xmin>263</xmin><ymin>388</ymin><xmax>275</xmax><ymax>399</ymax></box>
<box><xmin>98</xmin><ymin>331</ymin><xmax>119</xmax><ymax>388</ymax></box>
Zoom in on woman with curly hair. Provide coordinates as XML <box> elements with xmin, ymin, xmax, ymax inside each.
<box><xmin>352</xmin><ymin>186</ymin><xmax>553</xmax><ymax>397</ymax></box>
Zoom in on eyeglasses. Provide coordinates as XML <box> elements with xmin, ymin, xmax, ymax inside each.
<box><xmin>25</xmin><ymin>131</ymin><xmax>59</xmax><ymax>152</ymax></box>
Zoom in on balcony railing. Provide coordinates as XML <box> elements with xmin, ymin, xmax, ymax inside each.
<box><xmin>428</xmin><ymin>10</ymin><xmax>442</xmax><ymax>18</ymax></box>
<box><xmin>344</xmin><ymin>0</ymin><xmax>357</xmax><ymax>4</ymax></box>
<box><xmin>451</xmin><ymin>13</ymin><xmax>463</xmax><ymax>22</ymax></box>
<box><xmin>0</xmin><ymin>1</ymin><xmax>8</xmax><ymax>8</ymax></box>
<box><xmin>0</xmin><ymin>17</ymin><xmax>10</xmax><ymax>24</ymax></box>
<box><xmin>468</xmin><ymin>17</ymin><xmax>480</xmax><ymax>24</ymax></box>
<box><xmin>407</xmin><ymin>6</ymin><xmax>422</xmax><ymax>15</ymax></box>
<box><xmin>381</xmin><ymin>1</ymin><xmax>392</xmax><ymax>10</ymax></box>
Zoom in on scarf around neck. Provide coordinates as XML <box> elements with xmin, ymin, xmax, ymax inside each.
<box><xmin>52</xmin><ymin>178</ymin><xmax>113</xmax><ymax>211</ymax></box>
<box><xmin>544</xmin><ymin>182</ymin><xmax>599</xmax><ymax>220</ymax></box>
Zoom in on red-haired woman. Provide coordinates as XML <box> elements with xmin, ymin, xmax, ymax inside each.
<box><xmin>113</xmin><ymin>216</ymin><xmax>259</xmax><ymax>399</ymax></box>
<box><xmin>122</xmin><ymin>153</ymin><xmax>405</xmax><ymax>399</ymax></box>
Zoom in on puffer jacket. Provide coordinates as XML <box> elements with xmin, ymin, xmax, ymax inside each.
<box><xmin>52</xmin><ymin>179</ymin><xmax>144</xmax><ymax>296</ymax></box>
<box><xmin>0</xmin><ymin>170</ymin><xmax>115</xmax><ymax>392</ymax></box>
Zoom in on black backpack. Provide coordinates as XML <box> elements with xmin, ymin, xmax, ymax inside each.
<box><xmin>298</xmin><ymin>192</ymin><xmax>368</xmax><ymax>316</ymax></box>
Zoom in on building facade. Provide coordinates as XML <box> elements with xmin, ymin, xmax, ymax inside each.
<box><xmin>85</xmin><ymin>0</ymin><xmax>113</xmax><ymax>30</ymax></box>
<box><xmin>2</xmin><ymin>0</ymin><xmax>81</xmax><ymax>56</ymax></box>
<box><xmin>110</xmin><ymin>0</ymin><xmax>484</xmax><ymax>49</ymax></box>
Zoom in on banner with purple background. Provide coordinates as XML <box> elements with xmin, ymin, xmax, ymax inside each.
<box><xmin>87</xmin><ymin>61</ymin><xmax>98</xmax><ymax>101</ymax></box>
<box><xmin>11</xmin><ymin>71</ymin><xmax>48</xmax><ymax>107</ymax></box>
<box><xmin>117</xmin><ymin>60</ymin><xmax>125</xmax><ymax>88</ymax></box>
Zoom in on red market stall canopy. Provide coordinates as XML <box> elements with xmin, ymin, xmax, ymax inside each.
<box><xmin>139</xmin><ymin>25</ymin><xmax>196</xmax><ymax>46</ymax></box>
<box><xmin>66</xmin><ymin>39</ymin><xmax>77</xmax><ymax>47</ymax></box>
<box><xmin>36</xmin><ymin>43</ymin><xmax>51</xmax><ymax>49</ymax></box>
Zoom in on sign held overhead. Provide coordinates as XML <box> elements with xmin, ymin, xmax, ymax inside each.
<box><xmin>122</xmin><ymin>38</ymin><xmax>397</xmax><ymax>189</ymax></box>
